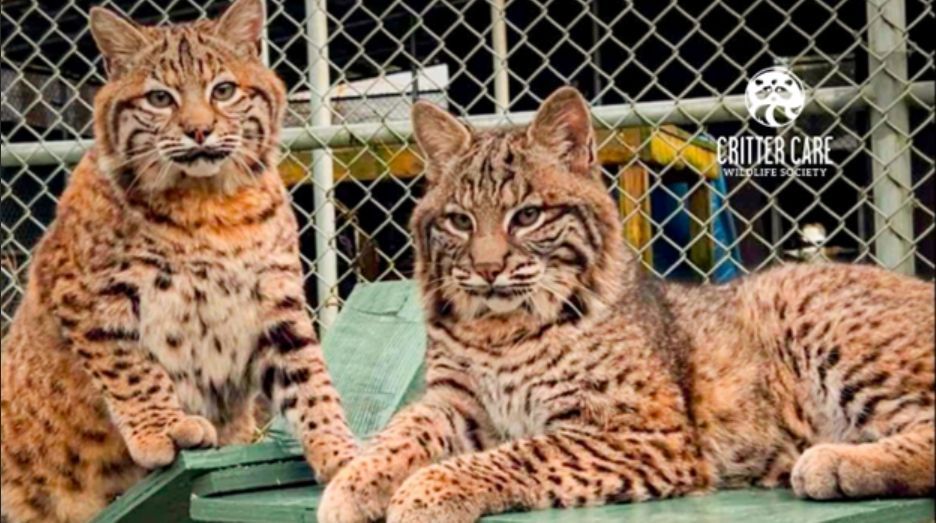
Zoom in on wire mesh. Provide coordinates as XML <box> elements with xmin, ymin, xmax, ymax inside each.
<box><xmin>2</xmin><ymin>0</ymin><xmax>934</xmax><ymax>333</ymax></box>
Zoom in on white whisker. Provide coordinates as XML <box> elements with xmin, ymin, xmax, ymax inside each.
<box><xmin>534</xmin><ymin>279</ymin><xmax>589</xmax><ymax>320</ymax></box>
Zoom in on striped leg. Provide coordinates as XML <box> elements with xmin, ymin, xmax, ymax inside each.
<box><xmin>255</xmin><ymin>267</ymin><xmax>357</xmax><ymax>482</ymax></box>
<box><xmin>386</xmin><ymin>428</ymin><xmax>702</xmax><ymax>523</ymax></box>
<box><xmin>59</xmin><ymin>285</ymin><xmax>216</xmax><ymax>469</ymax></box>
<box><xmin>317</xmin><ymin>389</ymin><xmax>492</xmax><ymax>523</ymax></box>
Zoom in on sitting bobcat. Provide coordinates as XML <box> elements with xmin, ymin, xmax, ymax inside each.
<box><xmin>0</xmin><ymin>1</ymin><xmax>357</xmax><ymax>521</ymax></box>
<box><xmin>318</xmin><ymin>87</ymin><xmax>935</xmax><ymax>523</ymax></box>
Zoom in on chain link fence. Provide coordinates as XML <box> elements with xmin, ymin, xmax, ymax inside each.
<box><xmin>2</xmin><ymin>0</ymin><xmax>934</xmax><ymax>333</ymax></box>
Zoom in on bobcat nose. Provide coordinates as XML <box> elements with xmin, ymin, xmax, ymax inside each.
<box><xmin>474</xmin><ymin>262</ymin><xmax>503</xmax><ymax>284</ymax></box>
<box><xmin>183</xmin><ymin>124</ymin><xmax>214</xmax><ymax>145</ymax></box>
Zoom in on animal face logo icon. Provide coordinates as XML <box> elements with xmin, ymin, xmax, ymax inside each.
<box><xmin>745</xmin><ymin>67</ymin><xmax>806</xmax><ymax>128</ymax></box>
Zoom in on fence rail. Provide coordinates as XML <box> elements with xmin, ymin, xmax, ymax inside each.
<box><xmin>3</xmin><ymin>0</ymin><xmax>934</xmax><ymax>334</ymax></box>
<box><xmin>3</xmin><ymin>82</ymin><xmax>935</xmax><ymax>166</ymax></box>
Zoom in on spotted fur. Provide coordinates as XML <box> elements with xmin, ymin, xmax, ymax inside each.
<box><xmin>1</xmin><ymin>2</ymin><xmax>356</xmax><ymax>521</ymax></box>
<box><xmin>317</xmin><ymin>87</ymin><xmax>935</xmax><ymax>523</ymax></box>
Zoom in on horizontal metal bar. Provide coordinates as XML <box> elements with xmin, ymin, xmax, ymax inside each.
<box><xmin>1</xmin><ymin>138</ymin><xmax>94</xmax><ymax>168</ymax></box>
<box><xmin>2</xmin><ymin>81</ymin><xmax>933</xmax><ymax>167</ymax></box>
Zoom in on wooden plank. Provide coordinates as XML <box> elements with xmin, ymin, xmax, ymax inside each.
<box><xmin>279</xmin><ymin>143</ymin><xmax>423</xmax><ymax>185</ymax></box>
<box><xmin>92</xmin><ymin>458</ymin><xmax>195</xmax><ymax>523</ymax></box>
<box><xmin>687</xmin><ymin>181</ymin><xmax>714</xmax><ymax>274</ymax></box>
<box><xmin>485</xmin><ymin>490</ymin><xmax>934</xmax><ymax>523</ymax></box>
<box><xmin>618</xmin><ymin>164</ymin><xmax>654</xmax><ymax>265</ymax></box>
<box><xmin>92</xmin><ymin>442</ymin><xmax>302</xmax><ymax>523</ymax></box>
<box><xmin>320</xmin><ymin>280</ymin><xmax>427</xmax><ymax>438</ymax></box>
<box><xmin>192</xmin><ymin>486</ymin><xmax>317</xmax><ymax>523</ymax></box>
<box><xmin>276</xmin><ymin>126</ymin><xmax>718</xmax><ymax>185</ymax></box>
<box><xmin>642</xmin><ymin>125</ymin><xmax>720</xmax><ymax>179</ymax></box>
<box><xmin>190</xmin><ymin>485</ymin><xmax>935</xmax><ymax>523</ymax></box>
<box><xmin>191</xmin><ymin>460</ymin><xmax>315</xmax><ymax>499</ymax></box>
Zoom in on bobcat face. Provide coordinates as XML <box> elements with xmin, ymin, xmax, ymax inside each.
<box><xmin>411</xmin><ymin>89</ymin><xmax>625</xmax><ymax>324</ymax></box>
<box><xmin>90</xmin><ymin>1</ymin><xmax>285</xmax><ymax>193</ymax></box>
<box><xmin>431</xmin><ymin>180</ymin><xmax>553</xmax><ymax>315</ymax></box>
<box><xmin>133</xmin><ymin>63</ymin><xmax>249</xmax><ymax>179</ymax></box>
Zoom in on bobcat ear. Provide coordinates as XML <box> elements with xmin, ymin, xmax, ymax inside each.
<box><xmin>528</xmin><ymin>87</ymin><xmax>596</xmax><ymax>177</ymax></box>
<box><xmin>215</xmin><ymin>0</ymin><xmax>265</xmax><ymax>57</ymax></box>
<box><xmin>412</xmin><ymin>101</ymin><xmax>471</xmax><ymax>182</ymax></box>
<box><xmin>89</xmin><ymin>7</ymin><xmax>147</xmax><ymax>78</ymax></box>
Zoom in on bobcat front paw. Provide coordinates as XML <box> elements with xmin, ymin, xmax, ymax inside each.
<box><xmin>386</xmin><ymin>499</ymin><xmax>481</xmax><ymax>523</ymax></box>
<box><xmin>169</xmin><ymin>414</ymin><xmax>218</xmax><ymax>448</ymax></box>
<box><xmin>317</xmin><ymin>455</ymin><xmax>399</xmax><ymax>523</ymax></box>
<box><xmin>125</xmin><ymin>414</ymin><xmax>217</xmax><ymax>469</ymax></box>
<box><xmin>305</xmin><ymin>437</ymin><xmax>358</xmax><ymax>483</ymax></box>
<box><xmin>386</xmin><ymin>465</ymin><xmax>483</xmax><ymax>523</ymax></box>
<box><xmin>792</xmin><ymin>443</ymin><xmax>875</xmax><ymax>499</ymax></box>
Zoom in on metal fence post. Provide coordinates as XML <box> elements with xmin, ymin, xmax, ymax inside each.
<box><xmin>305</xmin><ymin>0</ymin><xmax>339</xmax><ymax>329</ymax></box>
<box><xmin>866</xmin><ymin>0</ymin><xmax>915</xmax><ymax>275</ymax></box>
<box><xmin>261</xmin><ymin>17</ymin><xmax>270</xmax><ymax>66</ymax></box>
<box><xmin>490</xmin><ymin>0</ymin><xmax>509</xmax><ymax>114</ymax></box>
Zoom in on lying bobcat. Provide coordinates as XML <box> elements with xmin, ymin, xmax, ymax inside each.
<box><xmin>318</xmin><ymin>87</ymin><xmax>935</xmax><ymax>523</ymax></box>
<box><xmin>0</xmin><ymin>1</ymin><xmax>357</xmax><ymax>521</ymax></box>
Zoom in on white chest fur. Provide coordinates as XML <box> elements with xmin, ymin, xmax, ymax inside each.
<box><xmin>456</xmin><ymin>333</ymin><xmax>590</xmax><ymax>442</ymax></box>
<box><xmin>138</xmin><ymin>254</ymin><xmax>262</xmax><ymax>423</ymax></box>
<box><xmin>476</xmin><ymin>372</ymin><xmax>547</xmax><ymax>440</ymax></box>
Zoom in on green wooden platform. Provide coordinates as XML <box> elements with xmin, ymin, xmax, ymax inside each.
<box><xmin>94</xmin><ymin>281</ymin><xmax>935</xmax><ymax>523</ymax></box>
<box><xmin>192</xmin><ymin>486</ymin><xmax>935</xmax><ymax>523</ymax></box>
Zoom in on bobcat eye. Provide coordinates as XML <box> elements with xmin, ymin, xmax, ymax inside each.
<box><xmin>146</xmin><ymin>90</ymin><xmax>174</xmax><ymax>108</ymax></box>
<box><xmin>513</xmin><ymin>206</ymin><xmax>542</xmax><ymax>227</ymax></box>
<box><xmin>447</xmin><ymin>213</ymin><xmax>474</xmax><ymax>232</ymax></box>
<box><xmin>212</xmin><ymin>82</ymin><xmax>237</xmax><ymax>101</ymax></box>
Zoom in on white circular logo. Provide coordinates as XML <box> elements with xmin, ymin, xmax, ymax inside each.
<box><xmin>745</xmin><ymin>67</ymin><xmax>805</xmax><ymax>128</ymax></box>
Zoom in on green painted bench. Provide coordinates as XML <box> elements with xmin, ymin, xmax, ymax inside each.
<box><xmin>93</xmin><ymin>281</ymin><xmax>935</xmax><ymax>523</ymax></box>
